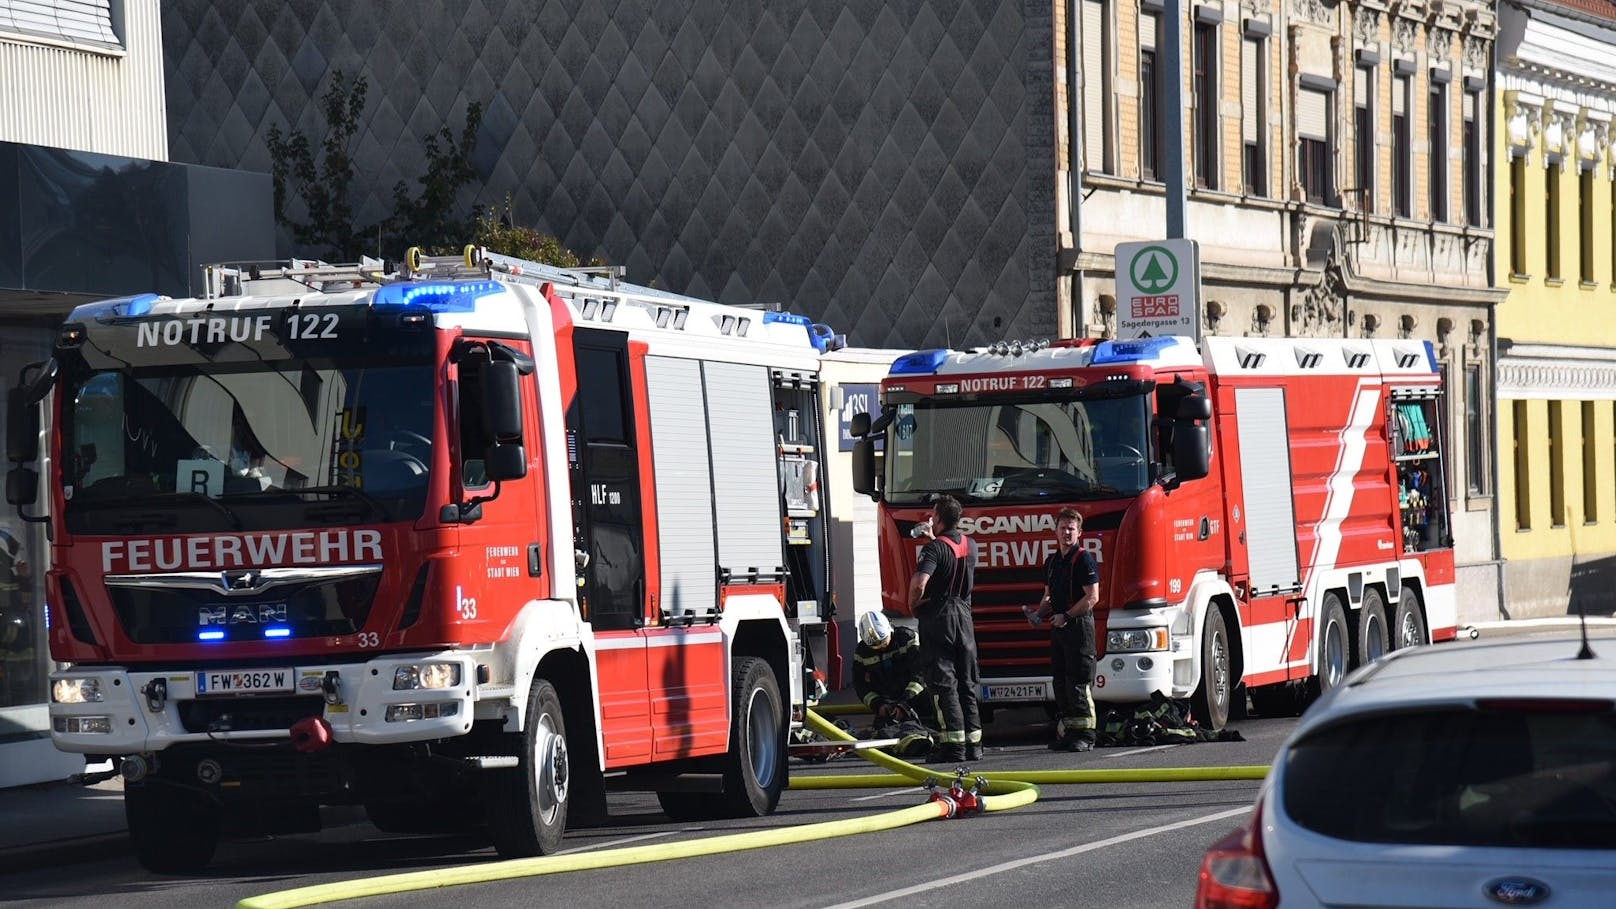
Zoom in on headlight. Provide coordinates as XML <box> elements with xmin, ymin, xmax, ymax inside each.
<box><xmin>52</xmin><ymin>677</ymin><xmax>104</xmax><ymax>704</ymax></box>
<box><xmin>386</xmin><ymin>702</ymin><xmax>460</xmax><ymax>722</ymax></box>
<box><xmin>1106</xmin><ymin>628</ymin><xmax>1169</xmax><ymax>653</ymax></box>
<box><xmin>393</xmin><ymin>662</ymin><xmax>462</xmax><ymax>690</ymax></box>
<box><xmin>53</xmin><ymin>715</ymin><xmax>113</xmax><ymax>734</ymax></box>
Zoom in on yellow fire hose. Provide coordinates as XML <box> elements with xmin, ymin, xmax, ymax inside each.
<box><xmin>236</xmin><ymin>709</ymin><xmax>1263</xmax><ymax>909</ymax></box>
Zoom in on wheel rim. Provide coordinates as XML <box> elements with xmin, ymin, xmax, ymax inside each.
<box><xmin>534</xmin><ymin>711</ymin><xmax>569</xmax><ymax>825</ymax></box>
<box><xmin>1324</xmin><ymin>615</ymin><xmax>1347</xmax><ymax>687</ymax></box>
<box><xmin>1365</xmin><ymin>612</ymin><xmax>1387</xmax><ymax>662</ymax></box>
<box><xmin>1396</xmin><ymin>610</ymin><xmax>1420</xmax><ymax>648</ymax></box>
<box><xmin>1210</xmin><ymin>626</ymin><xmax>1230</xmax><ymax>712</ymax></box>
<box><xmin>746</xmin><ymin>687</ymin><xmax>780</xmax><ymax>787</ymax></box>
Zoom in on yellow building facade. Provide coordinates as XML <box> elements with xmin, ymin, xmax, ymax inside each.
<box><xmin>1495</xmin><ymin>0</ymin><xmax>1616</xmax><ymax>616</ymax></box>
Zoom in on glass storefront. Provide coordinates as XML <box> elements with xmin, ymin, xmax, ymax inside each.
<box><xmin>0</xmin><ymin>323</ymin><xmax>54</xmax><ymax>713</ymax></box>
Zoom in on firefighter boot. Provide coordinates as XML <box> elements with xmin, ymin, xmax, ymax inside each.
<box><xmin>965</xmin><ymin>743</ymin><xmax>984</xmax><ymax>762</ymax></box>
<box><xmin>925</xmin><ymin>744</ymin><xmax>966</xmax><ymax>765</ymax></box>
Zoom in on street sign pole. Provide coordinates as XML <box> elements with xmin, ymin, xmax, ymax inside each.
<box><xmin>1162</xmin><ymin>0</ymin><xmax>1187</xmax><ymax>240</ymax></box>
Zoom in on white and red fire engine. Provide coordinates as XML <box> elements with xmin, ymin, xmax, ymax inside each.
<box><xmin>850</xmin><ymin>335</ymin><xmax>1458</xmax><ymax>729</ymax></box>
<box><xmin>5</xmin><ymin>248</ymin><xmax>844</xmax><ymax>872</ymax></box>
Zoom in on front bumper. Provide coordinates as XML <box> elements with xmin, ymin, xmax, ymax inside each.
<box><xmin>49</xmin><ymin>653</ymin><xmax>478</xmax><ymax>755</ymax></box>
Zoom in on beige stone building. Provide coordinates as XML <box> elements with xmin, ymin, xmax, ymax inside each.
<box><xmin>1054</xmin><ymin>0</ymin><xmax>1506</xmax><ymax>620</ymax></box>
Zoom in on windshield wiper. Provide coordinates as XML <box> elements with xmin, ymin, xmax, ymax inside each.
<box><xmin>71</xmin><ymin>491</ymin><xmax>243</xmax><ymax>529</ymax></box>
<box><xmin>265</xmin><ymin>484</ymin><xmax>393</xmax><ymax>520</ymax></box>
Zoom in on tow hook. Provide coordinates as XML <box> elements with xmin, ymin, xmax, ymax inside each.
<box><xmin>141</xmin><ymin>677</ymin><xmax>167</xmax><ymax>713</ymax></box>
<box><xmin>924</xmin><ymin>769</ymin><xmax>988</xmax><ymax>818</ymax></box>
<box><xmin>321</xmin><ymin>670</ymin><xmax>343</xmax><ymax>705</ymax></box>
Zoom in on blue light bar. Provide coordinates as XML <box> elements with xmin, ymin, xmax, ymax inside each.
<box><xmin>1089</xmin><ymin>337</ymin><xmax>1184</xmax><ymax>365</ymax></box>
<box><xmin>762</xmin><ymin>311</ymin><xmax>811</xmax><ymax>327</ymax></box>
<box><xmin>68</xmin><ymin>293</ymin><xmax>163</xmax><ymax>322</ymax></box>
<box><xmin>197</xmin><ymin>630</ymin><xmax>226</xmax><ymax>642</ymax></box>
<box><xmin>371</xmin><ymin>280</ymin><xmax>504</xmax><ymax>312</ymax></box>
<box><xmin>889</xmin><ymin>349</ymin><xmax>950</xmax><ymax>375</ymax></box>
<box><xmin>263</xmin><ymin>626</ymin><xmax>291</xmax><ymax>639</ymax></box>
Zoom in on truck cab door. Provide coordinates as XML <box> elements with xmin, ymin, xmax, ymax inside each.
<box><xmin>568</xmin><ymin>330</ymin><xmax>653</xmax><ymax>765</ymax></box>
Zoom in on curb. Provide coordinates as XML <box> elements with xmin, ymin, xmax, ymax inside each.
<box><xmin>0</xmin><ymin>832</ymin><xmax>130</xmax><ymax>874</ymax></box>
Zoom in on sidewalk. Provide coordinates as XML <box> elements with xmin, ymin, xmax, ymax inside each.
<box><xmin>0</xmin><ymin>765</ymin><xmax>127</xmax><ymax>873</ymax></box>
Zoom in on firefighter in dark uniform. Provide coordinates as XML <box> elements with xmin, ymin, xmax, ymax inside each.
<box><xmin>1027</xmin><ymin>507</ymin><xmax>1099</xmax><ymax>751</ymax></box>
<box><xmin>908</xmin><ymin>494</ymin><xmax>983</xmax><ymax>764</ymax></box>
<box><xmin>852</xmin><ymin>611</ymin><xmax>933</xmax><ymax>756</ymax></box>
<box><xmin>853</xmin><ymin>610</ymin><xmax>927</xmax><ymax>721</ymax></box>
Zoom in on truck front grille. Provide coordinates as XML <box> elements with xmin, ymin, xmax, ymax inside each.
<box><xmin>177</xmin><ymin>695</ymin><xmax>325</xmax><ymax>733</ymax></box>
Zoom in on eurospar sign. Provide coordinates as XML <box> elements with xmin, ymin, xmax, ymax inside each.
<box><xmin>1115</xmin><ymin>239</ymin><xmax>1202</xmax><ymax>341</ymax></box>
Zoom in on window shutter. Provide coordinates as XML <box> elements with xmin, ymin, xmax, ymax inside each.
<box><xmin>1083</xmin><ymin>0</ymin><xmax>1106</xmax><ymax>170</ymax></box>
<box><xmin>1393</xmin><ymin>76</ymin><xmax>1408</xmax><ymax>116</ymax></box>
<box><xmin>1355</xmin><ymin>67</ymin><xmax>1370</xmax><ymax>109</ymax></box>
<box><xmin>1463</xmin><ymin>90</ymin><xmax>1475</xmax><ymax>121</ymax></box>
<box><xmin>0</xmin><ymin>0</ymin><xmax>118</xmax><ymax>46</ymax></box>
<box><xmin>1140</xmin><ymin>12</ymin><xmax>1157</xmax><ymax>52</ymax></box>
<box><xmin>1298</xmin><ymin>89</ymin><xmax>1330</xmax><ymax>141</ymax></box>
<box><xmin>1242</xmin><ymin>39</ymin><xmax>1260</xmax><ymax>144</ymax></box>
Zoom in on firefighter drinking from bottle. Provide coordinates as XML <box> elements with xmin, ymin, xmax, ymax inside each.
<box><xmin>1026</xmin><ymin>507</ymin><xmax>1099</xmax><ymax>752</ymax></box>
<box><xmin>908</xmin><ymin>495</ymin><xmax>984</xmax><ymax>764</ymax></box>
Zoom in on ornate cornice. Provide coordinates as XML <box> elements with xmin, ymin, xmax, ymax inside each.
<box><xmin>1294</xmin><ymin>0</ymin><xmax>1335</xmax><ymax>27</ymax></box>
<box><xmin>1498</xmin><ymin>357</ymin><xmax>1616</xmax><ymax>399</ymax></box>
<box><xmin>1503</xmin><ymin>90</ymin><xmax>1546</xmax><ymax>152</ymax></box>
<box><xmin>1429</xmin><ymin>26</ymin><xmax>1455</xmax><ymax>67</ymax></box>
<box><xmin>1462</xmin><ymin>33</ymin><xmax>1488</xmax><ymax>70</ymax></box>
<box><xmin>1354</xmin><ymin>7</ymin><xmax>1381</xmax><ymax>45</ymax></box>
<box><xmin>1393</xmin><ymin>16</ymin><xmax>1419</xmax><ymax>55</ymax></box>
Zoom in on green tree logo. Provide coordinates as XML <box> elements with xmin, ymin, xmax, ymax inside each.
<box><xmin>1129</xmin><ymin>245</ymin><xmax>1179</xmax><ymax>293</ymax></box>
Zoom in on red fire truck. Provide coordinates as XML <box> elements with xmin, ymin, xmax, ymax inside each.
<box><xmin>5</xmin><ymin>249</ymin><xmax>842</xmax><ymax>872</ymax></box>
<box><xmin>849</xmin><ymin>335</ymin><xmax>1458</xmax><ymax>730</ymax></box>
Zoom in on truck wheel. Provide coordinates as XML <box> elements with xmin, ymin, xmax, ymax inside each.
<box><xmin>1390</xmin><ymin>584</ymin><xmax>1427</xmax><ymax>650</ymax></box>
<box><xmin>1352</xmin><ymin>588</ymin><xmax>1390</xmax><ymax>667</ymax></box>
<box><xmin>656</xmin><ymin>657</ymin><xmax>785</xmax><ymax>821</ymax></box>
<box><xmin>1313</xmin><ymin>593</ymin><xmax>1350</xmax><ymax>700</ymax></box>
<box><xmin>487</xmin><ymin>678</ymin><xmax>569</xmax><ymax>858</ymax></box>
<box><xmin>1190</xmin><ymin>607</ymin><xmax>1231</xmax><ymax>731</ymax></box>
<box><xmin>125</xmin><ymin>782</ymin><xmax>219</xmax><ymax>874</ymax></box>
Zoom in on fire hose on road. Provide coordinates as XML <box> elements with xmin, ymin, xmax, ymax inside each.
<box><xmin>235</xmin><ymin>710</ymin><xmax>1266</xmax><ymax>909</ymax></box>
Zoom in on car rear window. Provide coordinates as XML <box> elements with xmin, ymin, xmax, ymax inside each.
<box><xmin>1283</xmin><ymin>705</ymin><xmax>1616</xmax><ymax>848</ymax></box>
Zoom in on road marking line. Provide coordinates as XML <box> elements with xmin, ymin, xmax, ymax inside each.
<box><xmin>818</xmin><ymin>806</ymin><xmax>1251</xmax><ymax>909</ymax></box>
<box><xmin>1101</xmin><ymin>744</ymin><xmax>1184</xmax><ymax>758</ymax></box>
<box><xmin>555</xmin><ymin>830</ymin><xmax>679</xmax><ymax>854</ymax></box>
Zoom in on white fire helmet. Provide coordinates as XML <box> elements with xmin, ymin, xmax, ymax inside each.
<box><xmin>857</xmin><ymin>611</ymin><xmax>893</xmax><ymax>649</ymax></box>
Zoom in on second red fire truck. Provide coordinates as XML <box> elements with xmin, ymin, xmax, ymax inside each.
<box><xmin>850</xmin><ymin>335</ymin><xmax>1458</xmax><ymax>729</ymax></box>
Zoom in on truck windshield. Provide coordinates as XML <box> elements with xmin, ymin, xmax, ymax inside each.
<box><xmin>883</xmin><ymin>393</ymin><xmax>1152</xmax><ymax>504</ymax></box>
<box><xmin>61</xmin><ymin>358</ymin><xmax>434</xmax><ymax>534</ymax></box>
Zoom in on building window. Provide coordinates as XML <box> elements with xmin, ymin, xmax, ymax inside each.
<box><xmin>1082</xmin><ymin>0</ymin><xmax>1112</xmax><ymax>174</ymax></box>
<box><xmin>1192</xmin><ymin>23</ymin><xmax>1219</xmax><ymax>189</ymax></box>
<box><xmin>1241</xmin><ymin>37</ymin><xmax>1266</xmax><ymax>196</ymax></box>
<box><xmin>0</xmin><ymin>0</ymin><xmax>121</xmax><ymax>48</ymax></box>
<box><xmin>1510</xmin><ymin>154</ymin><xmax>1527</xmax><ymax>276</ymax></box>
<box><xmin>1429</xmin><ymin>78</ymin><xmax>1448</xmax><ymax>222</ymax></box>
<box><xmin>1465</xmin><ymin>362</ymin><xmax>1489</xmax><ymax>497</ymax></box>
<box><xmin>1514</xmin><ymin>400</ymin><xmax>1531</xmax><ymax>530</ymax></box>
<box><xmin>1298</xmin><ymin>88</ymin><xmax>1332</xmax><ymax>205</ymax></box>
<box><xmin>1140</xmin><ymin>13</ymin><xmax>1160</xmax><ymax>181</ymax></box>
<box><xmin>1547</xmin><ymin>160</ymin><xmax>1562</xmax><ymax>281</ymax></box>
<box><xmin>1463</xmin><ymin>89</ymin><xmax>1483</xmax><ymax>226</ymax></box>
<box><xmin>1393</xmin><ymin>72</ymin><xmax>1412</xmax><ymax>218</ymax></box>
<box><xmin>1581</xmin><ymin>167</ymin><xmax>1596</xmax><ymax>285</ymax></box>
<box><xmin>1550</xmin><ymin>401</ymin><xmax>1565</xmax><ymax>527</ymax></box>
<box><xmin>1354</xmin><ymin>66</ymin><xmax>1375</xmax><ymax>213</ymax></box>
<box><xmin>1584</xmin><ymin>401</ymin><xmax>1598</xmax><ymax>523</ymax></box>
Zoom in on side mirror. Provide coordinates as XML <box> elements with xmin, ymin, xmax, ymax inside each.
<box><xmin>1177</xmin><ymin>394</ymin><xmax>1212</xmax><ymax>421</ymax></box>
<box><xmin>5</xmin><ymin>387</ymin><xmax>38</xmax><ymax>463</ymax></box>
<box><xmin>6</xmin><ymin>466</ymin><xmax>38</xmax><ymax>507</ymax></box>
<box><xmin>484</xmin><ymin>442</ymin><xmax>527</xmax><ymax>482</ymax></box>
<box><xmin>1172</xmin><ymin>423</ymin><xmax>1211</xmax><ymax>483</ymax></box>
<box><xmin>850</xmin><ymin>412</ymin><xmax>871</xmax><ymax>438</ymax></box>
<box><xmin>483</xmin><ymin>360</ymin><xmax>523</xmax><ymax>441</ymax></box>
<box><xmin>851</xmin><ymin>438</ymin><xmax>878</xmax><ymax>499</ymax></box>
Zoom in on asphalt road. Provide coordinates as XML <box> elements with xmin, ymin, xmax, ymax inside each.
<box><xmin>2</xmin><ymin>707</ymin><xmax>1294</xmax><ymax>909</ymax></box>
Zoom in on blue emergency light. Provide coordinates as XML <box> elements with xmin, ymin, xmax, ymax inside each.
<box><xmin>197</xmin><ymin>630</ymin><xmax>226</xmax><ymax>642</ymax></box>
<box><xmin>68</xmin><ymin>293</ymin><xmax>163</xmax><ymax>322</ymax></box>
<box><xmin>1089</xmin><ymin>336</ymin><xmax>1187</xmax><ymax>365</ymax></box>
<box><xmin>889</xmin><ymin>349</ymin><xmax>950</xmax><ymax>375</ymax></box>
<box><xmin>370</xmin><ymin>280</ymin><xmax>504</xmax><ymax>312</ymax></box>
<box><xmin>263</xmin><ymin>626</ymin><xmax>291</xmax><ymax>639</ymax></box>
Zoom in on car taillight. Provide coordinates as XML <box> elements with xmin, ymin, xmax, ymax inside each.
<box><xmin>1194</xmin><ymin>800</ymin><xmax>1277</xmax><ymax>909</ymax></box>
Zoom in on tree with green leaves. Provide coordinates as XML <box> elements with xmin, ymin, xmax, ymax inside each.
<box><xmin>266</xmin><ymin>71</ymin><xmax>587</xmax><ymax>268</ymax></box>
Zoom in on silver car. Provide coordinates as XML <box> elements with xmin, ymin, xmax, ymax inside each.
<box><xmin>1195</xmin><ymin>633</ymin><xmax>1616</xmax><ymax>908</ymax></box>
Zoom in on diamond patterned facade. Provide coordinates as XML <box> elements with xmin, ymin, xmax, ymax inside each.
<box><xmin>160</xmin><ymin>1</ymin><xmax>1055</xmax><ymax>348</ymax></box>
